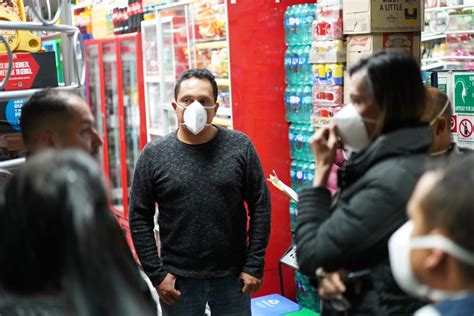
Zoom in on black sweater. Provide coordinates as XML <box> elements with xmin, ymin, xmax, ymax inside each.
<box><xmin>129</xmin><ymin>127</ymin><xmax>271</xmax><ymax>286</ymax></box>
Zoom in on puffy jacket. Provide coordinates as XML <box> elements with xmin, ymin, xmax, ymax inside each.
<box><xmin>296</xmin><ymin>125</ymin><xmax>433</xmax><ymax>315</ymax></box>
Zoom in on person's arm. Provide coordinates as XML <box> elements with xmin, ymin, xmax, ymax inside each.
<box><xmin>129</xmin><ymin>148</ymin><xmax>167</xmax><ymax>286</ymax></box>
<box><xmin>242</xmin><ymin>141</ymin><xmax>271</xmax><ymax>279</ymax></box>
<box><xmin>296</xmin><ymin>176</ymin><xmax>407</xmax><ymax>277</ymax></box>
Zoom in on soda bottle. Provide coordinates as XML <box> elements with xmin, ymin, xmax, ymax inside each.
<box><xmin>292</xmin><ymin>5</ymin><xmax>301</xmax><ymax>45</ymax></box>
<box><xmin>289</xmin><ymin>124</ymin><xmax>296</xmax><ymax>158</ymax></box>
<box><xmin>295</xmin><ymin>46</ymin><xmax>304</xmax><ymax>84</ymax></box>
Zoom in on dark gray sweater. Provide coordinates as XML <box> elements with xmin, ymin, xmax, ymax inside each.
<box><xmin>129</xmin><ymin>127</ymin><xmax>271</xmax><ymax>286</ymax></box>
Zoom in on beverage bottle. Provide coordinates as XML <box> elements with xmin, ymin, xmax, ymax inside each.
<box><xmin>285</xmin><ymin>85</ymin><xmax>292</xmax><ymax>121</ymax></box>
<box><xmin>294</xmin><ymin>5</ymin><xmax>302</xmax><ymax>44</ymax></box>
<box><xmin>301</xmin><ymin>85</ymin><xmax>312</xmax><ymax>124</ymax></box>
<box><xmin>294</xmin><ymin>85</ymin><xmax>303</xmax><ymax>123</ymax></box>
<box><xmin>306</xmin><ymin>125</ymin><xmax>315</xmax><ymax>162</ymax></box>
<box><xmin>290</xmin><ymin>160</ymin><xmax>299</xmax><ymax>191</ymax></box>
<box><xmin>295</xmin><ymin>46</ymin><xmax>304</xmax><ymax>83</ymax></box>
<box><xmin>297</xmin><ymin>125</ymin><xmax>306</xmax><ymax>160</ymax></box>
<box><xmin>296</xmin><ymin>160</ymin><xmax>305</xmax><ymax>192</ymax></box>
<box><xmin>284</xmin><ymin>47</ymin><xmax>292</xmax><ymax>84</ymax></box>
<box><xmin>308</xmin><ymin>161</ymin><xmax>316</xmax><ymax>185</ymax></box>
<box><xmin>290</xmin><ymin>46</ymin><xmax>299</xmax><ymax>84</ymax></box>
<box><xmin>284</xmin><ymin>6</ymin><xmax>293</xmax><ymax>45</ymax></box>
<box><xmin>305</xmin><ymin>5</ymin><xmax>316</xmax><ymax>44</ymax></box>
<box><xmin>289</xmin><ymin>123</ymin><xmax>296</xmax><ymax>159</ymax></box>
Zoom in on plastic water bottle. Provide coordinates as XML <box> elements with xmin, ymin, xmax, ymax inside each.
<box><xmin>301</xmin><ymin>85</ymin><xmax>312</xmax><ymax>124</ymax></box>
<box><xmin>290</xmin><ymin>160</ymin><xmax>298</xmax><ymax>191</ymax></box>
<box><xmin>295</xmin><ymin>85</ymin><xmax>304</xmax><ymax>122</ymax></box>
<box><xmin>289</xmin><ymin>201</ymin><xmax>298</xmax><ymax>232</ymax></box>
<box><xmin>292</xmin><ymin>5</ymin><xmax>302</xmax><ymax>45</ymax></box>
<box><xmin>285</xmin><ymin>86</ymin><xmax>292</xmax><ymax>121</ymax></box>
<box><xmin>284</xmin><ymin>6</ymin><xmax>293</xmax><ymax>45</ymax></box>
<box><xmin>306</xmin><ymin>125</ymin><xmax>315</xmax><ymax>162</ymax></box>
<box><xmin>285</xmin><ymin>47</ymin><xmax>292</xmax><ymax>83</ymax></box>
<box><xmin>289</xmin><ymin>124</ymin><xmax>296</xmax><ymax>158</ymax></box>
<box><xmin>290</xmin><ymin>46</ymin><xmax>299</xmax><ymax>84</ymax></box>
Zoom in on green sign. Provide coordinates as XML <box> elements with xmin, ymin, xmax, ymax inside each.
<box><xmin>454</xmin><ymin>74</ymin><xmax>474</xmax><ymax>114</ymax></box>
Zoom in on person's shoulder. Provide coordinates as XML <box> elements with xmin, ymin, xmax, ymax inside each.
<box><xmin>142</xmin><ymin>132</ymin><xmax>177</xmax><ymax>154</ymax></box>
<box><xmin>218</xmin><ymin>127</ymin><xmax>252</xmax><ymax>145</ymax></box>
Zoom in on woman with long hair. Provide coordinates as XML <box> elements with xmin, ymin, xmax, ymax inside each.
<box><xmin>0</xmin><ymin>150</ymin><xmax>156</xmax><ymax>315</ymax></box>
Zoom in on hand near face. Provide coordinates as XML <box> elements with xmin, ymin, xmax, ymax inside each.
<box><xmin>310</xmin><ymin>125</ymin><xmax>339</xmax><ymax>187</ymax></box>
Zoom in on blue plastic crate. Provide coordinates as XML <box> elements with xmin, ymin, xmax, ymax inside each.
<box><xmin>251</xmin><ymin>294</ymin><xmax>300</xmax><ymax>316</ymax></box>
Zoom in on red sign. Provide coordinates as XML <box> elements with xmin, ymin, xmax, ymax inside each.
<box><xmin>0</xmin><ymin>53</ymin><xmax>40</xmax><ymax>90</ymax></box>
<box><xmin>451</xmin><ymin>115</ymin><xmax>457</xmax><ymax>133</ymax></box>
<box><xmin>459</xmin><ymin>118</ymin><xmax>473</xmax><ymax>138</ymax></box>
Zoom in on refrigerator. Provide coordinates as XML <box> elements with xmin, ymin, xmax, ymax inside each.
<box><xmin>140</xmin><ymin>0</ymin><xmax>232</xmax><ymax>141</ymax></box>
<box><xmin>85</xmin><ymin>33</ymin><xmax>147</xmax><ymax>255</ymax></box>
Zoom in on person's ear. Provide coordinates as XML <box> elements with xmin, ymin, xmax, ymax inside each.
<box><xmin>424</xmin><ymin>248</ymin><xmax>446</xmax><ymax>271</ymax></box>
<box><xmin>172</xmin><ymin>102</ymin><xmax>178</xmax><ymax>112</ymax></box>
<box><xmin>436</xmin><ymin>117</ymin><xmax>447</xmax><ymax>135</ymax></box>
<box><xmin>39</xmin><ymin>130</ymin><xmax>57</xmax><ymax>148</ymax></box>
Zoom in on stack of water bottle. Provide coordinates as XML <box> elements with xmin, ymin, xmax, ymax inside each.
<box><xmin>284</xmin><ymin>3</ymin><xmax>316</xmax><ymax>234</ymax></box>
<box><xmin>311</xmin><ymin>0</ymin><xmax>345</xmax><ymax>123</ymax></box>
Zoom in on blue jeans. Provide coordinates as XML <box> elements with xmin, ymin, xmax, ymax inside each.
<box><xmin>160</xmin><ymin>274</ymin><xmax>251</xmax><ymax>316</ymax></box>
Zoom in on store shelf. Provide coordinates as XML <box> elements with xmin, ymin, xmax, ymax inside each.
<box><xmin>215</xmin><ymin>78</ymin><xmax>230</xmax><ymax>86</ymax></box>
<box><xmin>195</xmin><ymin>37</ymin><xmax>227</xmax><ymax>44</ymax></box>
<box><xmin>422</xmin><ymin>62</ymin><xmax>448</xmax><ymax>70</ymax></box>
<box><xmin>195</xmin><ymin>40</ymin><xmax>227</xmax><ymax>50</ymax></box>
<box><xmin>426</xmin><ymin>4</ymin><xmax>474</xmax><ymax>12</ymax></box>
<box><xmin>423</xmin><ymin>56</ymin><xmax>474</xmax><ymax>62</ymax></box>
<box><xmin>422</xmin><ymin>34</ymin><xmax>447</xmax><ymax>42</ymax></box>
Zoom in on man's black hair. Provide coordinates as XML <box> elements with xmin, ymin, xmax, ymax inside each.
<box><xmin>174</xmin><ymin>69</ymin><xmax>218</xmax><ymax>103</ymax></box>
<box><xmin>20</xmin><ymin>89</ymin><xmax>75</xmax><ymax>145</ymax></box>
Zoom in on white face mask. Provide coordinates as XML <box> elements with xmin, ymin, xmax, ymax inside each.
<box><xmin>333</xmin><ymin>103</ymin><xmax>377</xmax><ymax>154</ymax></box>
<box><xmin>177</xmin><ymin>101</ymin><xmax>215</xmax><ymax>135</ymax></box>
<box><xmin>389</xmin><ymin>221</ymin><xmax>474</xmax><ymax>302</ymax></box>
<box><xmin>429</xmin><ymin>99</ymin><xmax>451</xmax><ymax>126</ymax></box>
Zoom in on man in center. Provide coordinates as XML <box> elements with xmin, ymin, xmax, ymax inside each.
<box><xmin>129</xmin><ymin>69</ymin><xmax>271</xmax><ymax>315</ymax></box>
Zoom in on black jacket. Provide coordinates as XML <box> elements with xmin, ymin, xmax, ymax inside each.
<box><xmin>296</xmin><ymin>125</ymin><xmax>432</xmax><ymax>315</ymax></box>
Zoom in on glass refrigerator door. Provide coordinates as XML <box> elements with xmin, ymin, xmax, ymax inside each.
<box><xmin>142</xmin><ymin>21</ymin><xmax>166</xmax><ymax>139</ymax></box>
<box><xmin>87</xmin><ymin>43</ymin><xmax>105</xmax><ymax>169</ymax></box>
<box><xmin>120</xmin><ymin>38</ymin><xmax>141</xmax><ymax>197</ymax></box>
<box><xmin>103</xmin><ymin>41</ymin><xmax>124</xmax><ymax>211</ymax></box>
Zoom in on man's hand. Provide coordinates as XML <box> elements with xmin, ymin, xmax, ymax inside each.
<box><xmin>239</xmin><ymin>272</ymin><xmax>263</xmax><ymax>294</ymax></box>
<box><xmin>156</xmin><ymin>273</ymin><xmax>182</xmax><ymax>305</ymax></box>
<box><xmin>318</xmin><ymin>270</ymin><xmax>347</xmax><ymax>300</ymax></box>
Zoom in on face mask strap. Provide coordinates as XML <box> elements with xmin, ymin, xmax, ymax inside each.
<box><xmin>430</xmin><ymin>99</ymin><xmax>451</xmax><ymax>126</ymax></box>
<box><xmin>411</xmin><ymin>235</ymin><xmax>474</xmax><ymax>266</ymax></box>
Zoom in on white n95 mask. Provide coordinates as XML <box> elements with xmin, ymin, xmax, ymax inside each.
<box><xmin>333</xmin><ymin>103</ymin><xmax>377</xmax><ymax>154</ymax></box>
<box><xmin>178</xmin><ymin>101</ymin><xmax>215</xmax><ymax>135</ymax></box>
<box><xmin>388</xmin><ymin>221</ymin><xmax>474</xmax><ymax>302</ymax></box>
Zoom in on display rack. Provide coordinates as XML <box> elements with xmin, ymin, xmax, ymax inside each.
<box><xmin>0</xmin><ymin>0</ymin><xmax>84</xmax><ymax>173</ymax></box>
<box><xmin>422</xmin><ymin>2</ymin><xmax>474</xmax><ymax>71</ymax></box>
<box><xmin>141</xmin><ymin>0</ymin><xmax>232</xmax><ymax>140</ymax></box>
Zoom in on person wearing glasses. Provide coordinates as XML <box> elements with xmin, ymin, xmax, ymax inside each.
<box><xmin>129</xmin><ymin>69</ymin><xmax>271</xmax><ymax>316</ymax></box>
<box><xmin>296</xmin><ymin>51</ymin><xmax>430</xmax><ymax>315</ymax></box>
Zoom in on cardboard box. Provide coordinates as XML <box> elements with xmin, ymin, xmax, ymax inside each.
<box><xmin>0</xmin><ymin>51</ymin><xmax>58</xmax><ymax>91</ymax></box>
<box><xmin>346</xmin><ymin>33</ymin><xmax>421</xmax><ymax>66</ymax></box>
<box><xmin>343</xmin><ymin>0</ymin><xmax>422</xmax><ymax>34</ymax></box>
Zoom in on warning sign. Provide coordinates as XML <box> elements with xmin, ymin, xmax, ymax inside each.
<box><xmin>454</xmin><ymin>74</ymin><xmax>474</xmax><ymax>114</ymax></box>
<box><xmin>451</xmin><ymin>114</ymin><xmax>457</xmax><ymax>133</ymax></box>
<box><xmin>459</xmin><ymin>119</ymin><xmax>473</xmax><ymax>138</ymax></box>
